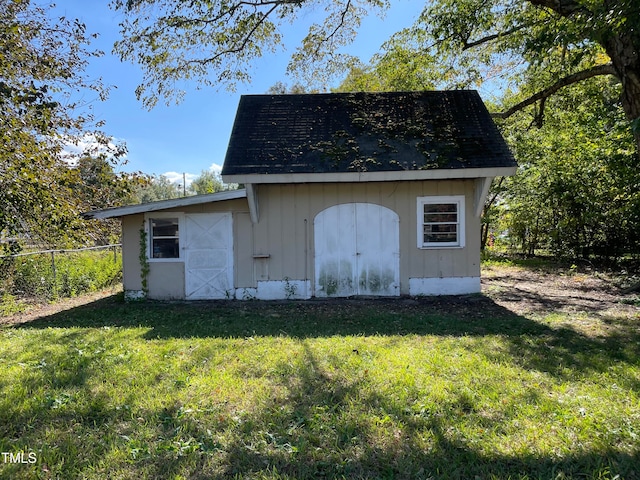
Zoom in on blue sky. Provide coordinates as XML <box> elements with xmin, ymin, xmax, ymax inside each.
<box><xmin>54</xmin><ymin>1</ymin><xmax>426</xmax><ymax>186</ymax></box>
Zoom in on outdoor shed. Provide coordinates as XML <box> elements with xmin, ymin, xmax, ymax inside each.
<box><xmin>84</xmin><ymin>91</ymin><xmax>517</xmax><ymax>300</ymax></box>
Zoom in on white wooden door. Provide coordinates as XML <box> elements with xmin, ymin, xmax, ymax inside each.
<box><xmin>184</xmin><ymin>213</ymin><xmax>233</xmax><ymax>299</ymax></box>
<box><xmin>314</xmin><ymin>203</ymin><xmax>399</xmax><ymax>297</ymax></box>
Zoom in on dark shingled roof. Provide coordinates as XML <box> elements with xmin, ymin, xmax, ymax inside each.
<box><xmin>222</xmin><ymin>91</ymin><xmax>516</xmax><ymax>175</ymax></box>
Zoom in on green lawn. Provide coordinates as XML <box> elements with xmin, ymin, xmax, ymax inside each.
<box><xmin>1</xmin><ymin>271</ymin><xmax>639</xmax><ymax>479</ymax></box>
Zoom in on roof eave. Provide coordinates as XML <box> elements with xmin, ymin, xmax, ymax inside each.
<box><xmin>222</xmin><ymin>166</ymin><xmax>517</xmax><ymax>185</ymax></box>
<box><xmin>83</xmin><ymin>189</ymin><xmax>248</xmax><ymax>220</ymax></box>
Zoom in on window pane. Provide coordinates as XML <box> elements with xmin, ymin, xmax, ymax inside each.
<box><xmin>424</xmin><ymin>224</ymin><xmax>457</xmax><ymax>243</ymax></box>
<box><xmin>151</xmin><ymin>218</ymin><xmax>179</xmax><ymax>237</ymax></box>
<box><xmin>432</xmin><ymin>224</ymin><xmax>457</xmax><ymax>233</ymax></box>
<box><xmin>424</xmin><ymin>203</ymin><xmax>457</xmax><ymax>214</ymax></box>
<box><xmin>419</xmin><ymin>198</ymin><xmax>463</xmax><ymax>247</ymax></box>
<box><xmin>424</xmin><ymin>232</ymin><xmax>458</xmax><ymax>243</ymax></box>
<box><xmin>424</xmin><ymin>213</ymin><xmax>458</xmax><ymax>223</ymax></box>
<box><xmin>152</xmin><ymin>238</ymin><xmax>180</xmax><ymax>258</ymax></box>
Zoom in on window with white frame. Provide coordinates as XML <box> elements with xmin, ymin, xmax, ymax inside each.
<box><xmin>417</xmin><ymin>196</ymin><xmax>465</xmax><ymax>248</ymax></box>
<box><xmin>149</xmin><ymin>216</ymin><xmax>180</xmax><ymax>259</ymax></box>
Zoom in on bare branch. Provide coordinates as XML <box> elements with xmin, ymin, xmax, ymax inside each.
<box><xmin>325</xmin><ymin>0</ymin><xmax>352</xmax><ymax>44</ymax></box>
<box><xmin>493</xmin><ymin>63</ymin><xmax>618</xmax><ymax>120</ymax></box>
<box><xmin>462</xmin><ymin>21</ymin><xmax>543</xmax><ymax>50</ymax></box>
<box><xmin>312</xmin><ymin>0</ymin><xmax>353</xmax><ymax>56</ymax></box>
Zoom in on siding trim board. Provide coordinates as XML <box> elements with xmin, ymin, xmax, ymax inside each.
<box><xmin>222</xmin><ymin>167</ymin><xmax>516</xmax><ymax>185</ymax></box>
<box><xmin>253</xmin><ymin>280</ymin><xmax>311</xmax><ymax>300</ymax></box>
<box><xmin>124</xmin><ymin>290</ymin><xmax>146</xmax><ymax>301</ymax></box>
<box><xmin>84</xmin><ymin>189</ymin><xmax>247</xmax><ymax>220</ymax></box>
<box><xmin>474</xmin><ymin>177</ymin><xmax>494</xmax><ymax>218</ymax></box>
<box><xmin>409</xmin><ymin>277</ymin><xmax>481</xmax><ymax>296</ymax></box>
<box><xmin>246</xmin><ymin>184</ymin><xmax>260</xmax><ymax>223</ymax></box>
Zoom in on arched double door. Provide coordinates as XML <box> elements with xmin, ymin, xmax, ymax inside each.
<box><xmin>314</xmin><ymin>203</ymin><xmax>400</xmax><ymax>297</ymax></box>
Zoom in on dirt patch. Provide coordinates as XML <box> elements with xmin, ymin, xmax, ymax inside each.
<box><xmin>482</xmin><ymin>265</ymin><xmax>637</xmax><ymax>315</ymax></box>
<box><xmin>1</xmin><ymin>285</ymin><xmax>122</xmax><ymax>326</ymax></box>
<box><xmin>481</xmin><ymin>265</ymin><xmax>640</xmax><ymax>339</ymax></box>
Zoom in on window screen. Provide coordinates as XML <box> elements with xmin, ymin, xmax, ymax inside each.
<box><xmin>150</xmin><ymin>218</ymin><xmax>179</xmax><ymax>258</ymax></box>
<box><xmin>423</xmin><ymin>203</ymin><xmax>458</xmax><ymax>244</ymax></box>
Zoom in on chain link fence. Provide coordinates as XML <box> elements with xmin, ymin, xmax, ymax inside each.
<box><xmin>0</xmin><ymin>244</ymin><xmax>122</xmax><ymax>301</ymax></box>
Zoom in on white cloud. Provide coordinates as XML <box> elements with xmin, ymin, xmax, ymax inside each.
<box><xmin>162</xmin><ymin>163</ymin><xmax>223</xmax><ymax>190</ymax></box>
<box><xmin>163</xmin><ymin>171</ymin><xmax>198</xmax><ymax>188</ymax></box>
<box><xmin>209</xmin><ymin>163</ymin><xmax>223</xmax><ymax>174</ymax></box>
<box><xmin>60</xmin><ymin>133</ymin><xmax>126</xmax><ymax>165</ymax></box>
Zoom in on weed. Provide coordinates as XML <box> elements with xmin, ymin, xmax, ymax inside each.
<box><xmin>139</xmin><ymin>226</ymin><xmax>150</xmax><ymax>298</ymax></box>
<box><xmin>4</xmin><ymin>249</ymin><xmax>122</xmax><ymax>303</ymax></box>
<box><xmin>283</xmin><ymin>277</ymin><xmax>297</xmax><ymax>299</ymax></box>
<box><xmin>0</xmin><ymin>293</ymin><xmax>27</xmax><ymax>316</ymax></box>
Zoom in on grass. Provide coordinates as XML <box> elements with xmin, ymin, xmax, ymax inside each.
<box><xmin>480</xmin><ymin>250</ymin><xmax>585</xmax><ymax>274</ymax></box>
<box><xmin>1</xmin><ymin>274</ymin><xmax>639</xmax><ymax>479</ymax></box>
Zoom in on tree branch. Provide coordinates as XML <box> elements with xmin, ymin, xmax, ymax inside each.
<box><xmin>326</xmin><ymin>0</ymin><xmax>352</xmax><ymax>42</ymax></box>
<box><xmin>462</xmin><ymin>22</ymin><xmax>539</xmax><ymax>50</ymax></box>
<box><xmin>155</xmin><ymin>0</ymin><xmax>303</xmax><ymax>34</ymax></box>
<box><xmin>176</xmin><ymin>4</ymin><xmax>279</xmax><ymax>69</ymax></box>
<box><xmin>313</xmin><ymin>0</ymin><xmax>353</xmax><ymax>56</ymax></box>
<box><xmin>492</xmin><ymin>63</ymin><xmax>618</xmax><ymax>120</ymax></box>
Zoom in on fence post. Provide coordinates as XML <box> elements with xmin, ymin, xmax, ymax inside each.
<box><xmin>51</xmin><ymin>251</ymin><xmax>57</xmax><ymax>298</ymax></box>
<box><xmin>113</xmin><ymin>244</ymin><xmax>117</xmax><ymax>263</ymax></box>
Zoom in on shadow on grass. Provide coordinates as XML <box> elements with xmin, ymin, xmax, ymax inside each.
<box><xmin>12</xmin><ymin>293</ymin><xmax>640</xmax><ymax>386</ymax></box>
<box><xmin>11</xmin><ymin>294</ymin><xmax>562</xmax><ymax>338</ymax></box>
<box><xmin>89</xmin><ymin>342</ymin><xmax>639</xmax><ymax>479</ymax></box>
<box><xmin>3</xmin><ymin>296</ymin><xmax>640</xmax><ymax>479</ymax></box>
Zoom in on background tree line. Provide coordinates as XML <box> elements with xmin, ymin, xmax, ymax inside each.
<box><xmin>3</xmin><ymin>0</ymin><xmax>640</xmax><ymax>263</ymax></box>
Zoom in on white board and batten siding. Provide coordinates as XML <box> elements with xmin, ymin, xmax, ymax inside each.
<box><xmin>314</xmin><ymin>203</ymin><xmax>400</xmax><ymax>297</ymax></box>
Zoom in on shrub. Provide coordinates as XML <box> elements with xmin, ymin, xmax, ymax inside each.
<box><xmin>4</xmin><ymin>247</ymin><xmax>122</xmax><ymax>301</ymax></box>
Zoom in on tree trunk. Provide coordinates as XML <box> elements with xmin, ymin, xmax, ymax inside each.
<box><xmin>603</xmin><ymin>31</ymin><xmax>640</xmax><ymax>156</ymax></box>
<box><xmin>480</xmin><ymin>222</ymin><xmax>489</xmax><ymax>251</ymax></box>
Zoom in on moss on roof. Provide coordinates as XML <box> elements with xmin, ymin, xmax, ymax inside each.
<box><xmin>222</xmin><ymin>91</ymin><xmax>516</xmax><ymax>176</ymax></box>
